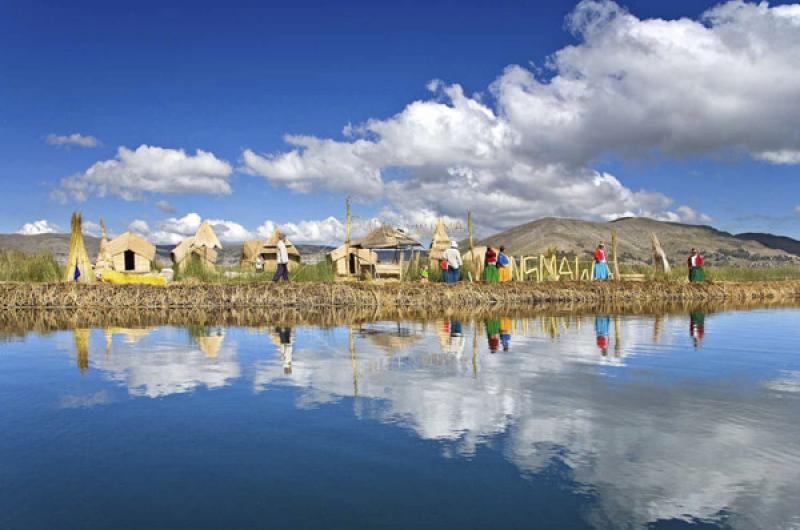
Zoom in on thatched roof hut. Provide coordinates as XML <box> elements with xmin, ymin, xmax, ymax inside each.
<box><xmin>240</xmin><ymin>229</ymin><xmax>302</xmax><ymax>271</ymax></box>
<box><xmin>329</xmin><ymin>244</ymin><xmax>378</xmax><ymax>280</ymax></box>
<box><xmin>171</xmin><ymin>220</ymin><xmax>222</xmax><ymax>272</ymax></box>
<box><xmin>355</xmin><ymin>224</ymin><xmax>421</xmax><ymax>249</ymax></box>
<box><xmin>428</xmin><ymin>219</ymin><xmax>450</xmax><ymax>266</ymax></box>
<box><xmin>64</xmin><ymin>212</ymin><xmax>94</xmax><ymax>283</ymax></box>
<box><xmin>103</xmin><ymin>231</ymin><xmax>156</xmax><ymax>273</ymax></box>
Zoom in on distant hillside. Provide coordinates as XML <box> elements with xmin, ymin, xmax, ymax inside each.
<box><xmin>735</xmin><ymin>232</ymin><xmax>800</xmax><ymax>257</ymax></box>
<box><xmin>476</xmin><ymin>217</ymin><xmax>800</xmax><ymax>266</ymax></box>
<box><xmin>0</xmin><ymin>234</ymin><xmax>333</xmax><ymax>267</ymax></box>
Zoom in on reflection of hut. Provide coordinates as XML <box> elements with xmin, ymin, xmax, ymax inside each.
<box><xmin>196</xmin><ymin>334</ymin><xmax>225</xmax><ymax>358</ymax></box>
<box><xmin>64</xmin><ymin>212</ymin><xmax>94</xmax><ymax>283</ymax></box>
<box><xmin>74</xmin><ymin>328</ymin><xmax>90</xmax><ymax>373</ymax></box>
<box><xmin>104</xmin><ymin>327</ymin><xmax>154</xmax><ymax>355</ymax></box>
<box><xmin>429</xmin><ymin>219</ymin><xmax>450</xmax><ymax>269</ymax></box>
<box><xmin>240</xmin><ymin>229</ymin><xmax>302</xmax><ymax>271</ymax></box>
<box><xmin>171</xmin><ymin>220</ymin><xmax>222</xmax><ymax>272</ymax></box>
<box><xmin>104</xmin><ymin>232</ymin><xmax>156</xmax><ymax>273</ymax></box>
<box><xmin>359</xmin><ymin>323</ymin><xmax>419</xmax><ymax>354</ymax></box>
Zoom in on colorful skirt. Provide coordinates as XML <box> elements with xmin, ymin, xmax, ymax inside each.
<box><xmin>498</xmin><ymin>266</ymin><xmax>511</xmax><ymax>282</ymax></box>
<box><xmin>446</xmin><ymin>266</ymin><xmax>460</xmax><ymax>283</ymax></box>
<box><xmin>689</xmin><ymin>266</ymin><xmax>705</xmax><ymax>283</ymax></box>
<box><xmin>483</xmin><ymin>264</ymin><xmax>499</xmax><ymax>282</ymax></box>
<box><xmin>593</xmin><ymin>261</ymin><xmax>609</xmax><ymax>280</ymax></box>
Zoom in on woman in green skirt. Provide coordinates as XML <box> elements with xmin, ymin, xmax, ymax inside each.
<box><xmin>483</xmin><ymin>246</ymin><xmax>499</xmax><ymax>282</ymax></box>
<box><xmin>687</xmin><ymin>248</ymin><xmax>705</xmax><ymax>282</ymax></box>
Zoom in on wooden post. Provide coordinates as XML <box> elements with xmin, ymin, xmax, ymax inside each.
<box><xmin>611</xmin><ymin>230</ymin><xmax>620</xmax><ymax>282</ymax></box>
<box><xmin>399</xmin><ymin>246</ymin><xmax>404</xmax><ymax>282</ymax></box>
<box><xmin>467</xmin><ymin>210</ymin><xmax>479</xmax><ymax>280</ymax></box>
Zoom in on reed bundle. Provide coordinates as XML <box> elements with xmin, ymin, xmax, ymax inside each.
<box><xmin>1</xmin><ymin>280</ymin><xmax>798</xmax><ymax>310</ymax></box>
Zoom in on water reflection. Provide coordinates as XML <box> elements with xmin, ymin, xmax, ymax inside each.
<box><xmin>690</xmin><ymin>311</ymin><xmax>705</xmax><ymax>348</ymax></box>
<box><xmin>5</xmin><ymin>307</ymin><xmax>800</xmax><ymax>529</ymax></box>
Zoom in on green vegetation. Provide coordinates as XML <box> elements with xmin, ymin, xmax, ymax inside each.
<box><xmin>290</xmin><ymin>261</ymin><xmax>335</xmax><ymax>282</ymax></box>
<box><xmin>618</xmin><ymin>264</ymin><xmax>800</xmax><ymax>282</ymax></box>
<box><xmin>0</xmin><ymin>250</ymin><xmax>62</xmax><ymax>282</ymax></box>
<box><xmin>174</xmin><ymin>260</ymin><xmax>336</xmax><ymax>283</ymax></box>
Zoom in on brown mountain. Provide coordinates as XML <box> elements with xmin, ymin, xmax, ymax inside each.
<box><xmin>735</xmin><ymin>232</ymin><xmax>800</xmax><ymax>257</ymax></box>
<box><xmin>476</xmin><ymin>217</ymin><xmax>799</xmax><ymax>266</ymax></box>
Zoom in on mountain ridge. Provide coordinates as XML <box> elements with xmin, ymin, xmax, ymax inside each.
<box><xmin>474</xmin><ymin>217</ymin><xmax>800</xmax><ymax>266</ymax></box>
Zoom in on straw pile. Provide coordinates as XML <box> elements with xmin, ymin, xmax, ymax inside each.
<box><xmin>63</xmin><ymin>212</ymin><xmax>94</xmax><ymax>283</ymax></box>
<box><xmin>1</xmin><ymin>280</ymin><xmax>798</xmax><ymax>310</ymax></box>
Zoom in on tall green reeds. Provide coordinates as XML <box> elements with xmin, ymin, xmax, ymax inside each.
<box><xmin>0</xmin><ymin>250</ymin><xmax>62</xmax><ymax>282</ymax></box>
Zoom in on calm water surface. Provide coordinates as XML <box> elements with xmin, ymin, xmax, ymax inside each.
<box><xmin>1</xmin><ymin>309</ymin><xmax>799</xmax><ymax>530</ymax></box>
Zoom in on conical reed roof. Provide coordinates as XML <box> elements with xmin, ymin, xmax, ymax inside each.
<box><xmin>64</xmin><ymin>212</ymin><xmax>95</xmax><ymax>283</ymax></box>
<box><xmin>193</xmin><ymin>220</ymin><xmax>222</xmax><ymax>250</ymax></box>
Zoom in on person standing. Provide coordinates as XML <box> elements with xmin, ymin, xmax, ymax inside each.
<box><xmin>497</xmin><ymin>246</ymin><xmax>511</xmax><ymax>282</ymax></box>
<box><xmin>483</xmin><ymin>246</ymin><xmax>499</xmax><ymax>282</ymax></box>
<box><xmin>593</xmin><ymin>243</ymin><xmax>609</xmax><ymax>280</ymax></box>
<box><xmin>687</xmin><ymin>248</ymin><xmax>705</xmax><ymax>283</ymax></box>
<box><xmin>272</xmin><ymin>233</ymin><xmax>290</xmax><ymax>282</ymax></box>
<box><xmin>443</xmin><ymin>241</ymin><xmax>462</xmax><ymax>283</ymax></box>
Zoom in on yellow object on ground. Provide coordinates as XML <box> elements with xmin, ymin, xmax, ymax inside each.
<box><xmin>100</xmin><ymin>270</ymin><xmax>167</xmax><ymax>285</ymax></box>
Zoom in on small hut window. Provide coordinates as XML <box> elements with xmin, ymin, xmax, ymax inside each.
<box><xmin>124</xmin><ymin>250</ymin><xmax>135</xmax><ymax>271</ymax></box>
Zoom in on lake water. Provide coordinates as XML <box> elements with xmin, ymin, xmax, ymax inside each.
<box><xmin>1</xmin><ymin>307</ymin><xmax>799</xmax><ymax>530</ymax></box>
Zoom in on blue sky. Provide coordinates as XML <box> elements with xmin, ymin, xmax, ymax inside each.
<box><xmin>1</xmin><ymin>0</ymin><xmax>799</xmax><ymax>243</ymax></box>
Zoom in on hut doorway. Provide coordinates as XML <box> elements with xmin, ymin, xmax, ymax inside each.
<box><xmin>124</xmin><ymin>250</ymin><xmax>135</xmax><ymax>271</ymax></box>
<box><xmin>349</xmin><ymin>252</ymin><xmax>357</xmax><ymax>275</ymax></box>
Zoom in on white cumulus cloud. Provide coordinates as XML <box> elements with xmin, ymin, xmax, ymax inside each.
<box><xmin>242</xmin><ymin>0</ymin><xmax>800</xmax><ymax>233</ymax></box>
<box><xmin>57</xmin><ymin>145</ymin><xmax>233</xmax><ymax>201</ymax></box>
<box><xmin>16</xmin><ymin>219</ymin><xmax>61</xmax><ymax>235</ymax></box>
<box><xmin>46</xmin><ymin>133</ymin><xmax>100</xmax><ymax>148</ymax></box>
<box><xmin>129</xmin><ymin>212</ymin><xmax>252</xmax><ymax>244</ymax></box>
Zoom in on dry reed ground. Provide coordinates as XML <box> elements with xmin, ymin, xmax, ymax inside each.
<box><xmin>1</xmin><ymin>281</ymin><xmax>799</xmax><ymax>310</ymax></box>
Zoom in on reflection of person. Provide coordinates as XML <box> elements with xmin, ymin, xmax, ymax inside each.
<box><xmin>497</xmin><ymin>246</ymin><xmax>511</xmax><ymax>282</ymax></box>
<box><xmin>276</xmin><ymin>326</ymin><xmax>293</xmax><ymax>374</ymax></box>
<box><xmin>595</xmin><ymin>316</ymin><xmax>610</xmax><ymax>355</ymax></box>
<box><xmin>483</xmin><ymin>247</ymin><xmax>499</xmax><ymax>282</ymax></box>
<box><xmin>449</xmin><ymin>320</ymin><xmax>465</xmax><ymax>357</ymax></box>
<box><xmin>485</xmin><ymin>319</ymin><xmax>501</xmax><ymax>353</ymax></box>
<box><xmin>443</xmin><ymin>241</ymin><xmax>462</xmax><ymax>283</ymax></box>
<box><xmin>500</xmin><ymin>317</ymin><xmax>512</xmax><ymax>352</ymax></box>
<box><xmin>688</xmin><ymin>248</ymin><xmax>705</xmax><ymax>283</ymax></box>
<box><xmin>690</xmin><ymin>312</ymin><xmax>705</xmax><ymax>348</ymax></box>
<box><xmin>272</xmin><ymin>233</ymin><xmax>290</xmax><ymax>282</ymax></box>
<box><xmin>593</xmin><ymin>243</ymin><xmax>609</xmax><ymax>280</ymax></box>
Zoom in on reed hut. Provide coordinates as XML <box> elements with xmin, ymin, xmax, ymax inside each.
<box><xmin>428</xmin><ymin>219</ymin><xmax>450</xmax><ymax>269</ymax></box>
<box><xmin>64</xmin><ymin>212</ymin><xmax>95</xmax><ymax>283</ymax></box>
<box><xmin>330</xmin><ymin>224</ymin><xmax>421</xmax><ymax>280</ymax></box>
<box><xmin>330</xmin><ymin>244</ymin><xmax>378</xmax><ymax>280</ymax></box>
<box><xmin>103</xmin><ymin>232</ymin><xmax>156</xmax><ymax>273</ymax></box>
<box><xmin>171</xmin><ymin>220</ymin><xmax>222</xmax><ymax>272</ymax></box>
<box><xmin>240</xmin><ymin>229</ymin><xmax>302</xmax><ymax>272</ymax></box>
